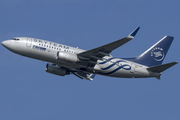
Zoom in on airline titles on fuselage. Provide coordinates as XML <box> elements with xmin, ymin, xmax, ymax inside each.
<box><xmin>31</xmin><ymin>38</ymin><xmax>77</xmax><ymax>54</ymax></box>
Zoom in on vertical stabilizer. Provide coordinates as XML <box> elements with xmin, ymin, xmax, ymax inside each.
<box><xmin>130</xmin><ymin>36</ymin><xmax>174</xmax><ymax>67</ymax></box>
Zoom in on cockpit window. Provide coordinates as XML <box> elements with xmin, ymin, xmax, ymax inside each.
<box><xmin>11</xmin><ymin>38</ymin><xmax>19</xmax><ymax>40</ymax></box>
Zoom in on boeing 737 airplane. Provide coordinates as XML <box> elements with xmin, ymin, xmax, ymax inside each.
<box><xmin>1</xmin><ymin>27</ymin><xmax>178</xmax><ymax>80</ymax></box>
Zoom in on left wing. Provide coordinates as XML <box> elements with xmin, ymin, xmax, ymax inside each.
<box><xmin>77</xmin><ymin>27</ymin><xmax>140</xmax><ymax>62</ymax></box>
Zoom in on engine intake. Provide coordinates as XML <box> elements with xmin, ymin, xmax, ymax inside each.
<box><xmin>46</xmin><ymin>63</ymin><xmax>70</xmax><ymax>76</ymax></box>
<box><xmin>56</xmin><ymin>51</ymin><xmax>79</xmax><ymax>63</ymax></box>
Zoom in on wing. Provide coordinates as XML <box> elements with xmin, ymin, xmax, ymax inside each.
<box><xmin>77</xmin><ymin>27</ymin><xmax>140</xmax><ymax>63</ymax></box>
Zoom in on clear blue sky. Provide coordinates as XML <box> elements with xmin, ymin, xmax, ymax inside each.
<box><xmin>0</xmin><ymin>0</ymin><xmax>180</xmax><ymax>120</ymax></box>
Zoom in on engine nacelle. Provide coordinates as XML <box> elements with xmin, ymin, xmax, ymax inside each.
<box><xmin>56</xmin><ymin>51</ymin><xmax>79</xmax><ymax>63</ymax></box>
<box><xmin>46</xmin><ymin>63</ymin><xmax>70</xmax><ymax>76</ymax></box>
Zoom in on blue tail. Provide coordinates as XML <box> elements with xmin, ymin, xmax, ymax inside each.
<box><xmin>126</xmin><ymin>36</ymin><xmax>174</xmax><ymax>67</ymax></box>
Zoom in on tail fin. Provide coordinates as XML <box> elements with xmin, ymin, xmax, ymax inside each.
<box><xmin>130</xmin><ymin>36</ymin><xmax>174</xmax><ymax>67</ymax></box>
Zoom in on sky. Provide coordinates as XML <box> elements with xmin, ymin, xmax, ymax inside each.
<box><xmin>0</xmin><ymin>0</ymin><xmax>180</xmax><ymax>120</ymax></box>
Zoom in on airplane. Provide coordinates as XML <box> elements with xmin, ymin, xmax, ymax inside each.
<box><xmin>1</xmin><ymin>27</ymin><xmax>178</xmax><ymax>81</ymax></box>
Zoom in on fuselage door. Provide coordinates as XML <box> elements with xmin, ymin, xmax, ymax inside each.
<box><xmin>130</xmin><ymin>63</ymin><xmax>135</xmax><ymax>73</ymax></box>
<box><xmin>26</xmin><ymin>38</ymin><xmax>32</xmax><ymax>47</ymax></box>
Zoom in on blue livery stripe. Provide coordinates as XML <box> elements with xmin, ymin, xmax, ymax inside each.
<box><xmin>100</xmin><ymin>64</ymin><xmax>131</xmax><ymax>75</ymax></box>
<box><xmin>101</xmin><ymin>60</ymin><xmax>125</xmax><ymax>70</ymax></box>
<box><xmin>99</xmin><ymin>57</ymin><xmax>117</xmax><ymax>64</ymax></box>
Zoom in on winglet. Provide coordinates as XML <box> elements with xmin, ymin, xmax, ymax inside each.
<box><xmin>72</xmin><ymin>71</ymin><xmax>96</xmax><ymax>81</ymax></box>
<box><xmin>88</xmin><ymin>73</ymin><xmax>96</xmax><ymax>81</ymax></box>
<box><xmin>128</xmin><ymin>27</ymin><xmax>140</xmax><ymax>38</ymax></box>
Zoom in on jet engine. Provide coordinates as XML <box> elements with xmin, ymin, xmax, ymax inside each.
<box><xmin>46</xmin><ymin>63</ymin><xmax>70</xmax><ymax>76</ymax></box>
<box><xmin>56</xmin><ymin>51</ymin><xmax>79</xmax><ymax>63</ymax></box>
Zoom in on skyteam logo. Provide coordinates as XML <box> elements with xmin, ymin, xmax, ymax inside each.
<box><xmin>151</xmin><ymin>47</ymin><xmax>164</xmax><ymax>61</ymax></box>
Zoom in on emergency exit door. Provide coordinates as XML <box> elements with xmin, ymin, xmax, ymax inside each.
<box><xmin>26</xmin><ymin>38</ymin><xmax>32</xmax><ymax>47</ymax></box>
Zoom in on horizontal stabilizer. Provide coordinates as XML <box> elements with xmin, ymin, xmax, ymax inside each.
<box><xmin>147</xmin><ymin>62</ymin><xmax>178</xmax><ymax>73</ymax></box>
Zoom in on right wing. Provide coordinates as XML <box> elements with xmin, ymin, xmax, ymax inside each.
<box><xmin>72</xmin><ymin>71</ymin><xmax>96</xmax><ymax>81</ymax></box>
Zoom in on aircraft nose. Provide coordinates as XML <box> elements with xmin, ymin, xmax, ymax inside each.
<box><xmin>1</xmin><ymin>40</ymin><xmax>11</xmax><ymax>48</ymax></box>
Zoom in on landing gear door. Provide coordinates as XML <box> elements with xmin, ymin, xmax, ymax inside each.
<box><xmin>26</xmin><ymin>38</ymin><xmax>32</xmax><ymax>47</ymax></box>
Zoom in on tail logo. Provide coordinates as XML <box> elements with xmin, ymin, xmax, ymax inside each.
<box><xmin>151</xmin><ymin>47</ymin><xmax>164</xmax><ymax>61</ymax></box>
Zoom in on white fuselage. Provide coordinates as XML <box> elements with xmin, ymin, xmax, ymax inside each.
<box><xmin>2</xmin><ymin>37</ymin><xmax>160</xmax><ymax>78</ymax></box>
